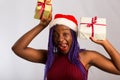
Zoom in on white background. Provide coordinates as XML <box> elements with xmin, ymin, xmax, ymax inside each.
<box><xmin>0</xmin><ymin>0</ymin><xmax>120</xmax><ymax>80</ymax></box>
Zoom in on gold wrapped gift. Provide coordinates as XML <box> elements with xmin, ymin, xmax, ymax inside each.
<box><xmin>34</xmin><ymin>0</ymin><xmax>52</xmax><ymax>19</ymax></box>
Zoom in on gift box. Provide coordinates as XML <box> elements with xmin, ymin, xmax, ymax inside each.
<box><xmin>78</xmin><ymin>16</ymin><xmax>107</xmax><ymax>40</ymax></box>
<box><xmin>34</xmin><ymin>0</ymin><xmax>52</xmax><ymax>19</ymax></box>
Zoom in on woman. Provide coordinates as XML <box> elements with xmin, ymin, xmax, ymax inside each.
<box><xmin>12</xmin><ymin>13</ymin><xmax>120</xmax><ymax>80</ymax></box>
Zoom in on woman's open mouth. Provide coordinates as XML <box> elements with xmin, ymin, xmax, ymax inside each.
<box><xmin>58</xmin><ymin>43</ymin><xmax>68</xmax><ymax>51</ymax></box>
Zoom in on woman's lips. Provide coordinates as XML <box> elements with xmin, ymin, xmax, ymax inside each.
<box><xmin>58</xmin><ymin>44</ymin><xmax>68</xmax><ymax>51</ymax></box>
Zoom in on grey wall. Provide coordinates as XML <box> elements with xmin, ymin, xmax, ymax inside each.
<box><xmin>0</xmin><ymin>0</ymin><xmax>120</xmax><ymax>80</ymax></box>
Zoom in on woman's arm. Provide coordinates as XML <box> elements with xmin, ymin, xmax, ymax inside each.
<box><xmin>89</xmin><ymin>37</ymin><xmax>120</xmax><ymax>74</ymax></box>
<box><xmin>12</xmin><ymin>13</ymin><xmax>52</xmax><ymax>64</ymax></box>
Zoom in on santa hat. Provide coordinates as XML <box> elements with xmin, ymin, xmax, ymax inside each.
<box><xmin>49</xmin><ymin>14</ymin><xmax>78</xmax><ymax>32</ymax></box>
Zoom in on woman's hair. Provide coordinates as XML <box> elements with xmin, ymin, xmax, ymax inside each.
<box><xmin>44</xmin><ymin>25</ymin><xmax>87</xmax><ymax>80</ymax></box>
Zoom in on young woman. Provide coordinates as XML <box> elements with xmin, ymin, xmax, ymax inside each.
<box><xmin>12</xmin><ymin>13</ymin><xmax>120</xmax><ymax>80</ymax></box>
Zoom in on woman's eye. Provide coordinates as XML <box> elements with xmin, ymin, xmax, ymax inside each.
<box><xmin>63</xmin><ymin>33</ymin><xmax>69</xmax><ymax>37</ymax></box>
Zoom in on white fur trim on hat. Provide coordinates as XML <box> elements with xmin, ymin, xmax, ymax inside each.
<box><xmin>49</xmin><ymin>18</ymin><xmax>78</xmax><ymax>32</ymax></box>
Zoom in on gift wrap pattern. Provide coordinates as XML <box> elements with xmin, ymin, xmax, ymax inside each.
<box><xmin>78</xmin><ymin>16</ymin><xmax>107</xmax><ymax>40</ymax></box>
<box><xmin>34</xmin><ymin>0</ymin><xmax>52</xmax><ymax>19</ymax></box>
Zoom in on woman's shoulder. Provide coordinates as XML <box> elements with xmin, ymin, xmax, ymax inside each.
<box><xmin>78</xmin><ymin>49</ymin><xmax>99</xmax><ymax>70</ymax></box>
<box><xmin>79</xmin><ymin>49</ymin><xmax>99</xmax><ymax>56</ymax></box>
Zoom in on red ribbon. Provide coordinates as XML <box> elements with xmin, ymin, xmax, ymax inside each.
<box><xmin>80</xmin><ymin>16</ymin><xmax>106</xmax><ymax>37</ymax></box>
<box><xmin>87</xmin><ymin>16</ymin><xmax>97</xmax><ymax>37</ymax></box>
<box><xmin>37</xmin><ymin>0</ymin><xmax>46</xmax><ymax>19</ymax></box>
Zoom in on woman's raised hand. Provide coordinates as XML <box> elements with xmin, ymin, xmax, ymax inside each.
<box><xmin>39</xmin><ymin>11</ymin><xmax>52</xmax><ymax>27</ymax></box>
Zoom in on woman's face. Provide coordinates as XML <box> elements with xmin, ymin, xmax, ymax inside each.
<box><xmin>53</xmin><ymin>25</ymin><xmax>73</xmax><ymax>54</ymax></box>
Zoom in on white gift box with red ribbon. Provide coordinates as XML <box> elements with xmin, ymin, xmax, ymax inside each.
<box><xmin>78</xmin><ymin>16</ymin><xmax>107</xmax><ymax>40</ymax></box>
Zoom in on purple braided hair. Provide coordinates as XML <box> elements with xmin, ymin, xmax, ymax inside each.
<box><xmin>44</xmin><ymin>25</ymin><xmax>87</xmax><ymax>80</ymax></box>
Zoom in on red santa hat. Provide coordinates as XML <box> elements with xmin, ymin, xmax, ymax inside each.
<box><xmin>49</xmin><ymin>14</ymin><xmax>78</xmax><ymax>32</ymax></box>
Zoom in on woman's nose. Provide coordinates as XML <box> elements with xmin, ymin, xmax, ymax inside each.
<box><xmin>58</xmin><ymin>35</ymin><xmax>64</xmax><ymax>42</ymax></box>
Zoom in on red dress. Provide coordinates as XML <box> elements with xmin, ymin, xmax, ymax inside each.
<box><xmin>47</xmin><ymin>54</ymin><xmax>88</xmax><ymax>80</ymax></box>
